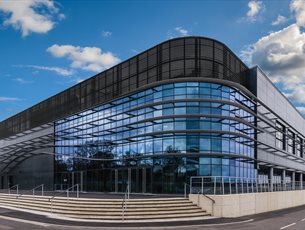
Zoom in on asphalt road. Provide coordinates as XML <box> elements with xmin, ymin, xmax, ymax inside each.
<box><xmin>1</xmin><ymin>205</ymin><xmax>305</xmax><ymax>230</ymax></box>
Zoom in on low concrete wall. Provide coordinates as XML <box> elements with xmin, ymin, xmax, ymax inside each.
<box><xmin>189</xmin><ymin>190</ymin><xmax>305</xmax><ymax>217</ymax></box>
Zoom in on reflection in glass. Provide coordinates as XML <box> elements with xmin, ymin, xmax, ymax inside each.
<box><xmin>55</xmin><ymin>81</ymin><xmax>256</xmax><ymax>193</ymax></box>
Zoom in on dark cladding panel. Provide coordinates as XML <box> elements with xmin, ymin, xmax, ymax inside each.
<box><xmin>0</xmin><ymin>37</ymin><xmax>250</xmax><ymax>139</ymax></box>
<box><xmin>148</xmin><ymin>48</ymin><xmax>157</xmax><ymax>68</ymax></box>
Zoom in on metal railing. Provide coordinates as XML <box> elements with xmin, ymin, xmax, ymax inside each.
<box><xmin>67</xmin><ymin>184</ymin><xmax>79</xmax><ymax>200</ymax></box>
<box><xmin>49</xmin><ymin>184</ymin><xmax>79</xmax><ymax>214</ymax></box>
<box><xmin>184</xmin><ymin>182</ymin><xmax>215</xmax><ymax>215</ymax></box>
<box><xmin>122</xmin><ymin>182</ymin><xmax>130</xmax><ymax>221</ymax></box>
<box><xmin>6</xmin><ymin>184</ymin><xmax>44</xmax><ymax>197</ymax></box>
<box><xmin>16</xmin><ymin>184</ymin><xmax>44</xmax><ymax>198</ymax></box>
<box><xmin>10</xmin><ymin>184</ymin><xmax>44</xmax><ymax>208</ymax></box>
<box><xmin>8</xmin><ymin>184</ymin><xmax>18</xmax><ymax>195</ymax></box>
<box><xmin>190</xmin><ymin>176</ymin><xmax>305</xmax><ymax>195</ymax></box>
<box><xmin>32</xmin><ymin>184</ymin><xmax>44</xmax><ymax>196</ymax></box>
<box><xmin>184</xmin><ymin>183</ymin><xmax>191</xmax><ymax>198</ymax></box>
<box><xmin>197</xmin><ymin>191</ymin><xmax>215</xmax><ymax>216</ymax></box>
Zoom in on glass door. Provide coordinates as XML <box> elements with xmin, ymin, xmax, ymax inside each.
<box><xmin>117</xmin><ymin>168</ymin><xmax>129</xmax><ymax>192</ymax></box>
<box><xmin>72</xmin><ymin>171</ymin><xmax>83</xmax><ymax>191</ymax></box>
<box><xmin>145</xmin><ymin>167</ymin><xmax>152</xmax><ymax>193</ymax></box>
<box><xmin>130</xmin><ymin>168</ymin><xmax>139</xmax><ymax>193</ymax></box>
<box><xmin>55</xmin><ymin>172</ymin><xmax>72</xmax><ymax>190</ymax></box>
<box><xmin>113</xmin><ymin>167</ymin><xmax>153</xmax><ymax>194</ymax></box>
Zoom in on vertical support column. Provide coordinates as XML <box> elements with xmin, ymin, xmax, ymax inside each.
<box><xmin>269</xmin><ymin>167</ymin><xmax>274</xmax><ymax>192</ymax></box>
<box><xmin>292</xmin><ymin>171</ymin><xmax>295</xmax><ymax>190</ymax></box>
<box><xmin>128</xmin><ymin>168</ymin><xmax>131</xmax><ymax>192</ymax></box>
<box><xmin>6</xmin><ymin>174</ymin><xmax>10</xmax><ymax>189</ymax></box>
<box><xmin>136</xmin><ymin>168</ymin><xmax>139</xmax><ymax>193</ymax></box>
<box><xmin>115</xmin><ymin>169</ymin><xmax>118</xmax><ymax>193</ymax></box>
<box><xmin>80</xmin><ymin>171</ymin><xmax>83</xmax><ymax>192</ymax></box>
<box><xmin>282</xmin><ymin>169</ymin><xmax>286</xmax><ymax>191</ymax></box>
<box><xmin>142</xmin><ymin>168</ymin><xmax>146</xmax><ymax>193</ymax></box>
<box><xmin>72</xmin><ymin>172</ymin><xmax>75</xmax><ymax>187</ymax></box>
<box><xmin>300</xmin><ymin>173</ymin><xmax>303</xmax><ymax>190</ymax></box>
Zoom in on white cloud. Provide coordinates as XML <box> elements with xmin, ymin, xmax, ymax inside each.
<box><xmin>290</xmin><ymin>0</ymin><xmax>305</xmax><ymax>27</ymax></box>
<box><xmin>242</xmin><ymin>24</ymin><xmax>305</xmax><ymax>104</ymax></box>
<box><xmin>272</xmin><ymin>15</ymin><xmax>288</xmax><ymax>26</ymax></box>
<box><xmin>47</xmin><ymin>44</ymin><xmax>121</xmax><ymax>72</ymax></box>
<box><xmin>0</xmin><ymin>0</ymin><xmax>64</xmax><ymax>37</ymax></box>
<box><xmin>16</xmin><ymin>65</ymin><xmax>74</xmax><ymax>76</ymax></box>
<box><xmin>58</xmin><ymin>13</ymin><xmax>65</xmax><ymax>20</ymax></box>
<box><xmin>246</xmin><ymin>1</ymin><xmax>264</xmax><ymax>22</ymax></box>
<box><xmin>101</xmin><ymin>31</ymin><xmax>112</xmax><ymax>38</ymax></box>
<box><xmin>13</xmin><ymin>78</ymin><xmax>32</xmax><ymax>84</ymax></box>
<box><xmin>0</xmin><ymin>97</ymin><xmax>21</xmax><ymax>102</ymax></box>
<box><xmin>27</xmin><ymin>65</ymin><xmax>74</xmax><ymax>76</ymax></box>
<box><xmin>175</xmin><ymin>27</ymin><xmax>189</xmax><ymax>36</ymax></box>
<box><xmin>167</xmin><ymin>26</ymin><xmax>190</xmax><ymax>39</ymax></box>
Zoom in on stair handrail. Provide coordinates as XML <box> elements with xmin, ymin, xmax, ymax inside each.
<box><xmin>48</xmin><ymin>184</ymin><xmax>79</xmax><ymax>214</ymax></box>
<box><xmin>184</xmin><ymin>183</ymin><xmax>191</xmax><ymax>198</ymax></box>
<box><xmin>197</xmin><ymin>191</ymin><xmax>215</xmax><ymax>216</ymax></box>
<box><xmin>122</xmin><ymin>181</ymin><xmax>130</xmax><ymax>221</ymax></box>
<box><xmin>48</xmin><ymin>189</ymin><xmax>68</xmax><ymax>214</ymax></box>
<box><xmin>17</xmin><ymin>184</ymin><xmax>44</xmax><ymax>198</ymax></box>
<box><xmin>8</xmin><ymin>184</ymin><xmax>18</xmax><ymax>195</ymax></box>
<box><xmin>67</xmin><ymin>184</ymin><xmax>79</xmax><ymax>200</ymax></box>
<box><xmin>32</xmin><ymin>184</ymin><xmax>44</xmax><ymax>196</ymax></box>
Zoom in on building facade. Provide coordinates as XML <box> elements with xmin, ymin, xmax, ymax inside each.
<box><xmin>0</xmin><ymin>37</ymin><xmax>304</xmax><ymax>194</ymax></box>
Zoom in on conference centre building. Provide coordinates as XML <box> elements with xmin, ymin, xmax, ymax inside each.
<box><xmin>0</xmin><ymin>36</ymin><xmax>304</xmax><ymax>194</ymax></box>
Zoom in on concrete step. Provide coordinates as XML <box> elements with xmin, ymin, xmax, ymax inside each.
<box><xmin>0</xmin><ymin>199</ymin><xmax>200</xmax><ymax>212</ymax></box>
<box><xmin>0</xmin><ymin>195</ymin><xmax>192</xmax><ymax>205</ymax></box>
<box><xmin>0</xmin><ymin>196</ymin><xmax>190</xmax><ymax>205</ymax></box>
<box><xmin>0</xmin><ymin>203</ymin><xmax>209</xmax><ymax>220</ymax></box>
<box><xmin>0</xmin><ymin>193</ymin><xmax>210</xmax><ymax>221</ymax></box>
<box><xmin>0</xmin><ymin>198</ymin><xmax>194</xmax><ymax>209</ymax></box>
<box><xmin>63</xmin><ymin>212</ymin><xmax>210</xmax><ymax>220</ymax></box>
<box><xmin>0</xmin><ymin>202</ymin><xmax>205</xmax><ymax>215</ymax></box>
<box><xmin>0</xmin><ymin>193</ymin><xmax>188</xmax><ymax>203</ymax></box>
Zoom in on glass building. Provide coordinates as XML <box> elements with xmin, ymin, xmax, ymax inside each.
<box><xmin>1</xmin><ymin>37</ymin><xmax>305</xmax><ymax>194</ymax></box>
<box><xmin>54</xmin><ymin>82</ymin><xmax>256</xmax><ymax>193</ymax></box>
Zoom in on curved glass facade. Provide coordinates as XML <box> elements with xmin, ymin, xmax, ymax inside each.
<box><xmin>1</xmin><ymin>37</ymin><xmax>249</xmax><ymax>139</ymax></box>
<box><xmin>55</xmin><ymin>81</ymin><xmax>257</xmax><ymax>193</ymax></box>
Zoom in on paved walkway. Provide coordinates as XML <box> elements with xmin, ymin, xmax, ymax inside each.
<box><xmin>1</xmin><ymin>205</ymin><xmax>305</xmax><ymax>229</ymax></box>
<box><xmin>0</xmin><ymin>206</ymin><xmax>247</xmax><ymax>228</ymax></box>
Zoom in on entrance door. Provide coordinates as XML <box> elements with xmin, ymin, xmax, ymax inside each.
<box><xmin>117</xmin><ymin>168</ymin><xmax>129</xmax><ymax>192</ymax></box>
<box><xmin>101</xmin><ymin>169</ymin><xmax>112</xmax><ymax>192</ymax></box>
<box><xmin>115</xmin><ymin>167</ymin><xmax>152</xmax><ymax>193</ymax></box>
<box><xmin>130</xmin><ymin>168</ymin><xmax>139</xmax><ymax>193</ymax></box>
<box><xmin>139</xmin><ymin>167</ymin><xmax>153</xmax><ymax>193</ymax></box>
<box><xmin>163</xmin><ymin>166</ymin><xmax>176</xmax><ymax>193</ymax></box>
<box><xmin>142</xmin><ymin>167</ymin><xmax>152</xmax><ymax>193</ymax></box>
<box><xmin>54</xmin><ymin>172</ymin><xmax>73</xmax><ymax>190</ymax></box>
<box><xmin>72</xmin><ymin>171</ymin><xmax>83</xmax><ymax>191</ymax></box>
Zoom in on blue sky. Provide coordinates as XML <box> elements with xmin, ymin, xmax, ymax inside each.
<box><xmin>0</xmin><ymin>0</ymin><xmax>304</xmax><ymax>121</ymax></box>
